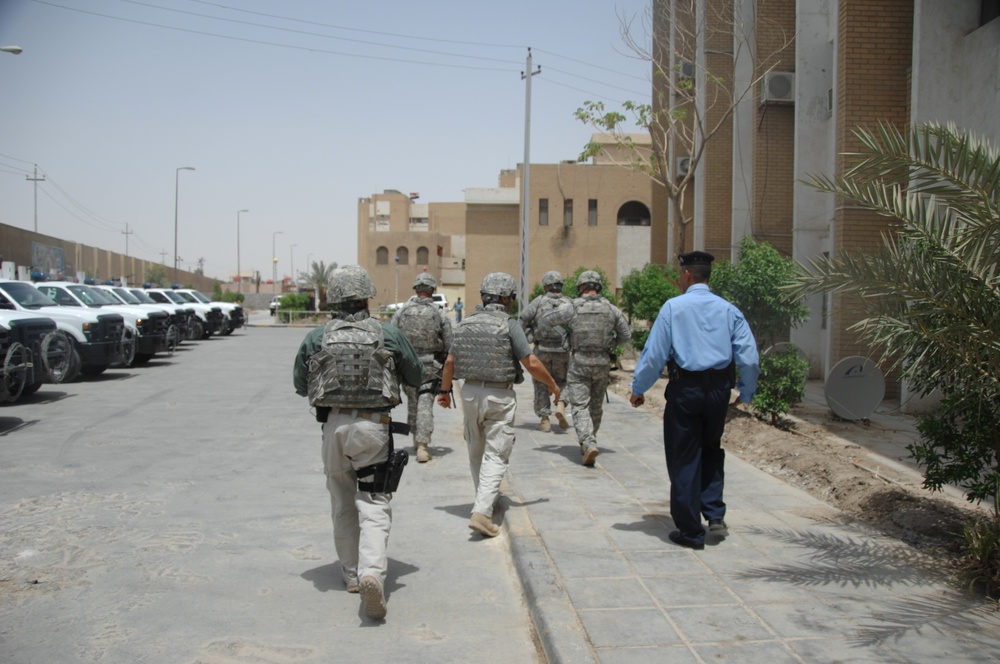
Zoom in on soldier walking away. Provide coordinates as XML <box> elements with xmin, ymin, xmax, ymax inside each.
<box><xmin>391</xmin><ymin>273</ymin><xmax>453</xmax><ymax>463</ymax></box>
<box><xmin>629</xmin><ymin>251</ymin><xmax>760</xmax><ymax>550</ymax></box>
<box><xmin>293</xmin><ymin>265</ymin><xmax>423</xmax><ymax>619</ymax></box>
<box><xmin>436</xmin><ymin>272</ymin><xmax>560</xmax><ymax>538</ymax></box>
<box><xmin>545</xmin><ymin>270</ymin><xmax>630</xmax><ymax>466</ymax></box>
<box><xmin>453</xmin><ymin>297</ymin><xmax>464</xmax><ymax>323</ymax></box>
<box><xmin>519</xmin><ymin>270</ymin><xmax>572</xmax><ymax>432</ymax></box>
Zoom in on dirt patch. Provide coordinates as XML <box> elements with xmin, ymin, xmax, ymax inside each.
<box><xmin>607</xmin><ymin>365</ymin><xmax>976</xmax><ymax>558</ymax></box>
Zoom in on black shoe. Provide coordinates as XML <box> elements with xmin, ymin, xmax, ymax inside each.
<box><xmin>668</xmin><ymin>530</ymin><xmax>705</xmax><ymax>550</ymax></box>
<box><xmin>708</xmin><ymin>519</ymin><xmax>728</xmax><ymax>532</ymax></box>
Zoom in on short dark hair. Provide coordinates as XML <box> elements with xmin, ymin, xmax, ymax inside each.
<box><xmin>684</xmin><ymin>264</ymin><xmax>711</xmax><ymax>282</ymax></box>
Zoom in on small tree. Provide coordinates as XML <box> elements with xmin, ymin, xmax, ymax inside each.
<box><xmin>620</xmin><ymin>262</ymin><xmax>681</xmax><ymax>350</ymax></box>
<box><xmin>145</xmin><ymin>264</ymin><xmax>167</xmax><ymax>287</ymax></box>
<box><xmin>751</xmin><ymin>346</ymin><xmax>809</xmax><ymax>427</ymax></box>
<box><xmin>301</xmin><ymin>260</ymin><xmax>337</xmax><ymax>310</ymax></box>
<box><xmin>710</xmin><ymin>236</ymin><xmax>809</xmax><ymax>350</ymax></box>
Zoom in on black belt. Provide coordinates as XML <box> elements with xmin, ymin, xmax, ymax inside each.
<box><xmin>668</xmin><ymin>360</ymin><xmax>734</xmax><ymax>384</ymax></box>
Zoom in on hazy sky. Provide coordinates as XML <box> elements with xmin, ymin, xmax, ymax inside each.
<box><xmin>0</xmin><ymin>0</ymin><xmax>651</xmax><ymax>282</ymax></box>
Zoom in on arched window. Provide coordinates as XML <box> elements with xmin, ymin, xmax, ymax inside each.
<box><xmin>396</xmin><ymin>247</ymin><xmax>409</xmax><ymax>265</ymax></box>
<box><xmin>416</xmin><ymin>246</ymin><xmax>429</xmax><ymax>265</ymax></box>
<box><xmin>616</xmin><ymin>201</ymin><xmax>651</xmax><ymax>226</ymax></box>
<box><xmin>376</xmin><ymin>246</ymin><xmax>389</xmax><ymax>265</ymax></box>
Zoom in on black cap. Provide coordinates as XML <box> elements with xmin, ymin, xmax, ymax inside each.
<box><xmin>678</xmin><ymin>250</ymin><xmax>715</xmax><ymax>267</ymax></box>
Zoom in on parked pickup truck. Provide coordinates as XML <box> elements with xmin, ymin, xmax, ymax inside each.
<box><xmin>172</xmin><ymin>289</ymin><xmax>244</xmax><ymax>335</ymax></box>
<box><xmin>0</xmin><ymin>311</ymin><xmax>59</xmax><ymax>400</ymax></box>
<box><xmin>145</xmin><ymin>288</ymin><xmax>225</xmax><ymax>340</ymax></box>
<box><xmin>0</xmin><ymin>280</ymin><xmax>125</xmax><ymax>379</ymax></box>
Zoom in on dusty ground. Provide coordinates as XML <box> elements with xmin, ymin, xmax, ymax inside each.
<box><xmin>607</xmin><ymin>362</ymin><xmax>979</xmax><ymax>558</ymax></box>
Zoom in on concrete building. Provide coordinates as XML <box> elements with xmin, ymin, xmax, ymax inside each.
<box><xmin>358</xmin><ymin>138</ymin><xmax>655</xmax><ymax>311</ymax></box>
<box><xmin>652</xmin><ymin>0</ymin><xmax>1000</xmax><ymax>404</ymax></box>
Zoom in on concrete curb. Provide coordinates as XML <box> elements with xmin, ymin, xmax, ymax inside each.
<box><xmin>504</xmin><ymin>479</ymin><xmax>596</xmax><ymax>664</ymax></box>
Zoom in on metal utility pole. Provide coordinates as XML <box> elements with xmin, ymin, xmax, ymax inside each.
<box><xmin>519</xmin><ymin>48</ymin><xmax>541</xmax><ymax>308</ymax></box>
<box><xmin>122</xmin><ymin>223</ymin><xmax>133</xmax><ymax>256</ymax></box>
<box><xmin>26</xmin><ymin>165</ymin><xmax>45</xmax><ymax>233</ymax></box>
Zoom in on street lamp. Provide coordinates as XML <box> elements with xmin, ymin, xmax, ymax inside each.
<box><xmin>272</xmin><ymin>231</ymin><xmax>283</xmax><ymax>294</ymax></box>
<box><xmin>236</xmin><ymin>209</ymin><xmax>248</xmax><ymax>294</ymax></box>
<box><xmin>173</xmin><ymin>166</ymin><xmax>196</xmax><ymax>283</ymax></box>
<box><xmin>290</xmin><ymin>244</ymin><xmax>298</xmax><ymax>286</ymax></box>
<box><xmin>0</xmin><ymin>46</ymin><xmax>23</xmax><ymax>55</ymax></box>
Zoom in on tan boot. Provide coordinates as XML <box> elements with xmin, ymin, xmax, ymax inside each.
<box><xmin>415</xmin><ymin>443</ymin><xmax>431</xmax><ymax>463</ymax></box>
<box><xmin>468</xmin><ymin>512</ymin><xmax>500</xmax><ymax>537</ymax></box>
<box><xmin>538</xmin><ymin>416</ymin><xmax>551</xmax><ymax>432</ymax></box>
<box><xmin>359</xmin><ymin>575</ymin><xmax>387</xmax><ymax>620</ymax></box>
<box><xmin>582</xmin><ymin>445</ymin><xmax>600</xmax><ymax>467</ymax></box>
<box><xmin>554</xmin><ymin>401</ymin><xmax>569</xmax><ymax>429</ymax></box>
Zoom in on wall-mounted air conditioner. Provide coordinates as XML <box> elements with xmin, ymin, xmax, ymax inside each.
<box><xmin>676</xmin><ymin>155</ymin><xmax>691</xmax><ymax>178</ymax></box>
<box><xmin>761</xmin><ymin>71</ymin><xmax>795</xmax><ymax>104</ymax></box>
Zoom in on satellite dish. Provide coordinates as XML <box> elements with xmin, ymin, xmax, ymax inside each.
<box><xmin>824</xmin><ymin>356</ymin><xmax>885</xmax><ymax>421</ymax></box>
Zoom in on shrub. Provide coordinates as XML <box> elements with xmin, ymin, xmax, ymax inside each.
<box><xmin>631</xmin><ymin>328</ymin><xmax>650</xmax><ymax>351</ymax></box>
<box><xmin>750</xmin><ymin>345</ymin><xmax>809</xmax><ymax>426</ymax></box>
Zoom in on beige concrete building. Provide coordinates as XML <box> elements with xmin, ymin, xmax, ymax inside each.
<box><xmin>358</xmin><ymin>139</ymin><xmax>656</xmax><ymax>311</ymax></box>
<box><xmin>652</xmin><ymin>0</ymin><xmax>1000</xmax><ymax>403</ymax></box>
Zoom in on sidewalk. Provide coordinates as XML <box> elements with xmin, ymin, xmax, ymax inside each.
<box><xmin>497</xmin><ymin>381</ymin><xmax>1000</xmax><ymax>663</ymax></box>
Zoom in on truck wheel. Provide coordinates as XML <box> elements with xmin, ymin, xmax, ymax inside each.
<box><xmin>118</xmin><ymin>327</ymin><xmax>137</xmax><ymax>367</ymax></box>
<box><xmin>164</xmin><ymin>325</ymin><xmax>179</xmax><ymax>355</ymax></box>
<box><xmin>188</xmin><ymin>319</ymin><xmax>204</xmax><ymax>341</ymax></box>
<box><xmin>3</xmin><ymin>342</ymin><xmax>29</xmax><ymax>402</ymax></box>
<box><xmin>41</xmin><ymin>331</ymin><xmax>80</xmax><ymax>384</ymax></box>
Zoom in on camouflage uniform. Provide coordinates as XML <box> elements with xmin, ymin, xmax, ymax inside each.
<box><xmin>545</xmin><ymin>271</ymin><xmax>631</xmax><ymax>465</ymax></box>
<box><xmin>391</xmin><ymin>273</ymin><xmax>453</xmax><ymax>462</ymax></box>
<box><xmin>293</xmin><ymin>265</ymin><xmax>422</xmax><ymax>619</ymax></box>
<box><xmin>519</xmin><ymin>271</ymin><xmax>571</xmax><ymax>430</ymax></box>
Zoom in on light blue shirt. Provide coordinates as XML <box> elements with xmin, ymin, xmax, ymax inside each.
<box><xmin>631</xmin><ymin>283</ymin><xmax>760</xmax><ymax>403</ymax></box>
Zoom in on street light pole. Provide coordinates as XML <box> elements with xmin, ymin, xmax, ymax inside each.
<box><xmin>290</xmin><ymin>244</ymin><xmax>298</xmax><ymax>288</ymax></box>
<box><xmin>0</xmin><ymin>45</ymin><xmax>23</xmax><ymax>55</ymax></box>
<box><xmin>236</xmin><ymin>209</ymin><xmax>248</xmax><ymax>294</ymax></box>
<box><xmin>173</xmin><ymin>166</ymin><xmax>196</xmax><ymax>284</ymax></box>
<box><xmin>272</xmin><ymin>231</ymin><xmax>283</xmax><ymax>294</ymax></box>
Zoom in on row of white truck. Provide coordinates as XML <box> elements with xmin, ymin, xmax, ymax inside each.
<box><xmin>0</xmin><ymin>279</ymin><xmax>245</xmax><ymax>402</ymax></box>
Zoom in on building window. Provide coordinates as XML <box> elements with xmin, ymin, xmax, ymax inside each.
<box><xmin>416</xmin><ymin>246</ymin><xmax>429</xmax><ymax>265</ymax></box>
<box><xmin>563</xmin><ymin>199</ymin><xmax>573</xmax><ymax>227</ymax></box>
<box><xmin>539</xmin><ymin>198</ymin><xmax>548</xmax><ymax>226</ymax></box>
<box><xmin>616</xmin><ymin>201</ymin><xmax>651</xmax><ymax>226</ymax></box>
<box><xmin>376</xmin><ymin>246</ymin><xmax>389</xmax><ymax>265</ymax></box>
<box><xmin>588</xmin><ymin>199</ymin><xmax>598</xmax><ymax>226</ymax></box>
<box><xmin>396</xmin><ymin>247</ymin><xmax>409</xmax><ymax>265</ymax></box>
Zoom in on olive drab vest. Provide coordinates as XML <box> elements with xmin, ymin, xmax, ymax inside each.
<box><xmin>307</xmin><ymin>315</ymin><xmax>401</xmax><ymax>410</ymax></box>
<box><xmin>452</xmin><ymin>308</ymin><xmax>517</xmax><ymax>383</ymax></box>
<box><xmin>531</xmin><ymin>293</ymin><xmax>570</xmax><ymax>352</ymax></box>
<box><xmin>395</xmin><ymin>299</ymin><xmax>444</xmax><ymax>355</ymax></box>
<box><xmin>570</xmin><ymin>296</ymin><xmax>616</xmax><ymax>354</ymax></box>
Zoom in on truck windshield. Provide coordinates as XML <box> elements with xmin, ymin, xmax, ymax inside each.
<box><xmin>111</xmin><ymin>288</ymin><xmax>141</xmax><ymax>304</ymax></box>
<box><xmin>186</xmin><ymin>291</ymin><xmax>211</xmax><ymax>304</ymax></box>
<box><xmin>0</xmin><ymin>282</ymin><xmax>58</xmax><ymax>308</ymax></box>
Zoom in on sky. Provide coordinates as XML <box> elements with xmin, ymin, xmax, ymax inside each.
<box><xmin>0</xmin><ymin>0</ymin><xmax>651</xmax><ymax>282</ymax></box>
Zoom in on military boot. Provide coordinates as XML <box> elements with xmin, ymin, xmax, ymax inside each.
<box><xmin>415</xmin><ymin>443</ymin><xmax>431</xmax><ymax>463</ymax></box>
<box><xmin>554</xmin><ymin>400</ymin><xmax>569</xmax><ymax>429</ymax></box>
<box><xmin>582</xmin><ymin>444</ymin><xmax>600</xmax><ymax>467</ymax></box>
<box><xmin>538</xmin><ymin>416</ymin><xmax>551</xmax><ymax>432</ymax></box>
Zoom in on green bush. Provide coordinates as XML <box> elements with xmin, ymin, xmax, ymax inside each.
<box><xmin>750</xmin><ymin>345</ymin><xmax>809</xmax><ymax>426</ymax></box>
<box><xmin>280</xmin><ymin>293</ymin><xmax>311</xmax><ymax>319</ymax></box>
<box><xmin>631</xmin><ymin>328</ymin><xmax>650</xmax><ymax>351</ymax></box>
<box><xmin>620</xmin><ymin>263</ymin><xmax>680</xmax><ymax>324</ymax></box>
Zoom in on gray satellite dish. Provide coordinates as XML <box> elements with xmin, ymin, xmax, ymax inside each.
<box><xmin>825</xmin><ymin>356</ymin><xmax>885</xmax><ymax>421</ymax></box>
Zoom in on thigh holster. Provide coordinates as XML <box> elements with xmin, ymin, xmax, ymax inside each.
<box><xmin>357</xmin><ymin>422</ymin><xmax>410</xmax><ymax>494</ymax></box>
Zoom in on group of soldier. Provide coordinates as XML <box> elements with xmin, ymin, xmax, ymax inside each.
<box><xmin>292</xmin><ymin>255</ymin><xmax>759</xmax><ymax>620</ymax></box>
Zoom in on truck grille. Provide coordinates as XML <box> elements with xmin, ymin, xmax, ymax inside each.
<box><xmin>95</xmin><ymin>314</ymin><xmax>126</xmax><ymax>343</ymax></box>
<box><xmin>137</xmin><ymin>311</ymin><xmax>169</xmax><ymax>336</ymax></box>
<box><xmin>7</xmin><ymin>317</ymin><xmax>58</xmax><ymax>357</ymax></box>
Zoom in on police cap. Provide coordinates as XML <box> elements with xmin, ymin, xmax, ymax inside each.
<box><xmin>678</xmin><ymin>251</ymin><xmax>715</xmax><ymax>267</ymax></box>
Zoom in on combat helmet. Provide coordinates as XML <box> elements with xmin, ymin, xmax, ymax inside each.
<box><xmin>327</xmin><ymin>265</ymin><xmax>377</xmax><ymax>304</ymax></box>
<box><xmin>480</xmin><ymin>272</ymin><xmax>517</xmax><ymax>299</ymax></box>
<box><xmin>577</xmin><ymin>270</ymin><xmax>603</xmax><ymax>293</ymax></box>
<box><xmin>412</xmin><ymin>272</ymin><xmax>437</xmax><ymax>293</ymax></box>
<box><xmin>541</xmin><ymin>271</ymin><xmax>564</xmax><ymax>291</ymax></box>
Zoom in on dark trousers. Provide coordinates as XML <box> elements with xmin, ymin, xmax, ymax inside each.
<box><xmin>663</xmin><ymin>376</ymin><xmax>731</xmax><ymax>545</ymax></box>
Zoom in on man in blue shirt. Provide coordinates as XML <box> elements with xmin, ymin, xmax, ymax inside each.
<box><xmin>629</xmin><ymin>251</ymin><xmax>760</xmax><ymax>550</ymax></box>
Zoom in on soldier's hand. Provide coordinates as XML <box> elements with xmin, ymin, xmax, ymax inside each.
<box><xmin>437</xmin><ymin>392</ymin><xmax>451</xmax><ymax>409</ymax></box>
<box><xmin>549</xmin><ymin>385</ymin><xmax>560</xmax><ymax>404</ymax></box>
<box><xmin>629</xmin><ymin>393</ymin><xmax>645</xmax><ymax>408</ymax></box>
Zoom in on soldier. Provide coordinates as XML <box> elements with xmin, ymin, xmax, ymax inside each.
<box><xmin>545</xmin><ymin>270</ymin><xmax>631</xmax><ymax>466</ymax></box>
<box><xmin>292</xmin><ymin>265</ymin><xmax>423</xmax><ymax>620</ymax></box>
<box><xmin>519</xmin><ymin>270</ymin><xmax>571</xmax><ymax>432</ymax></box>
<box><xmin>391</xmin><ymin>272</ymin><xmax>453</xmax><ymax>463</ymax></box>
<box><xmin>436</xmin><ymin>272</ymin><xmax>560</xmax><ymax>538</ymax></box>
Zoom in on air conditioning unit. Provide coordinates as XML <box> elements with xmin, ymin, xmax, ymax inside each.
<box><xmin>676</xmin><ymin>155</ymin><xmax>691</xmax><ymax>178</ymax></box>
<box><xmin>761</xmin><ymin>71</ymin><xmax>795</xmax><ymax>104</ymax></box>
<box><xmin>679</xmin><ymin>60</ymin><xmax>695</xmax><ymax>79</ymax></box>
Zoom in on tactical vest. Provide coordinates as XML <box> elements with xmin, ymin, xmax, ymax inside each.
<box><xmin>571</xmin><ymin>297</ymin><xmax>616</xmax><ymax>353</ymax></box>
<box><xmin>531</xmin><ymin>293</ymin><xmax>570</xmax><ymax>351</ymax></box>
<box><xmin>452</xmin><ymin>309</ymin><xmax>517</xmax><ymax>383</ymax></box>
<box><xmin>307</xmin><ymin>316</ymin><xmax>401</xmax><ymax>410</ymax></box>
<box><xmin>395</xmin><ymin>299</ymin><xmax>444</xmax><ymax>354</ymax></box>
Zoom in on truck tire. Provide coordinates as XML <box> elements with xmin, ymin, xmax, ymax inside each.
<box><xmin>41</xmin><ymin>331</ymin><xmax>80</xmax><ymax>384</ymax></box>
<box><xmin>188</xmin><ymin>319</ymin><xmax>204</xmax><ymax>341</ymax></box>
<box><xmin>3</xmin><ymin>342</ymin><xmax>29</xmax><ymax>402</ymax></box>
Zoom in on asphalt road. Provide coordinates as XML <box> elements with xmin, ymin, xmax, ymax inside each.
<box><xmin>0</xmin><ymin>325</ymin><xmax>542</xmax><ymax>664</ymax></box>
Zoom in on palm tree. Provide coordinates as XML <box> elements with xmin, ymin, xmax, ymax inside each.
<box><xmin>791</xmin><ymin>122</ymin><xmax>1000</xmax><ymax>505</ymax></box>
<box><xmin>300</xmin><ymin>260</ymin><xmax>337</xmax><ymax>311</ymax></box>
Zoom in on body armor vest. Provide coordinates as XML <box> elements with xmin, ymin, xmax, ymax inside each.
<box><xmin>452</xmin><ymin>308</ymin><xmax>517</xmax><ymax>383</ymax></box>
<box><xmin>307</xmin><ymin>316</ymin><xmax>401</xmax><ymax>410</ymax></box>
<box><xmin>571</xmin><ymin>297</ymin><xmax>616</xmax><ymax>353</ymax></box>
<box><xmin>531</xmin><ymin>293</ymin><xmax>570</xmax><ymax>351</ymax></box>
<box><xmin>395</xmin><ymin>299</ymin><xmax>444</xmax><ymax>354</ymax></box>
